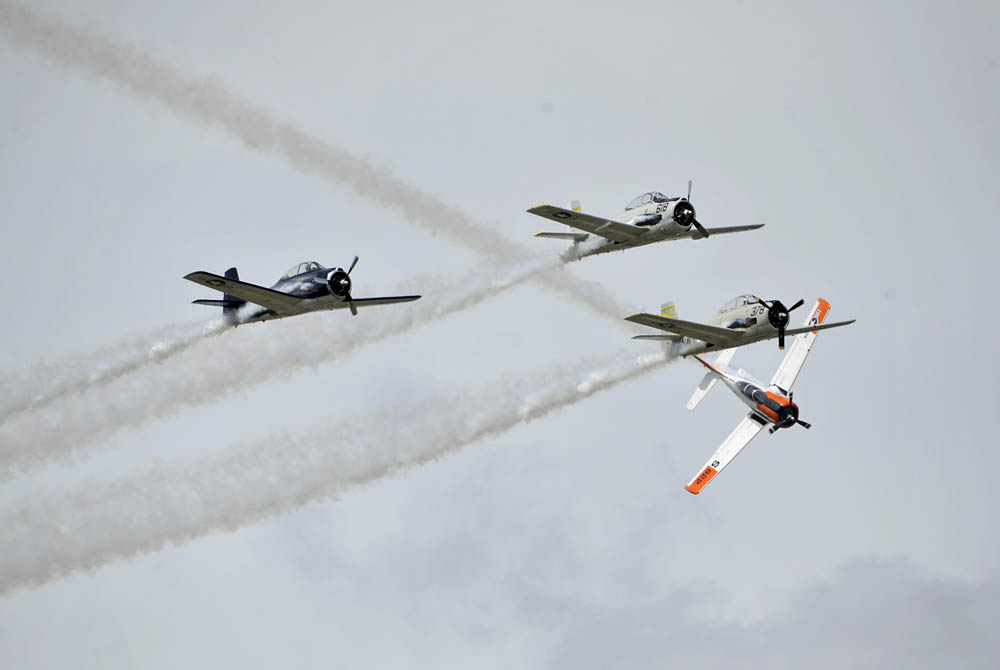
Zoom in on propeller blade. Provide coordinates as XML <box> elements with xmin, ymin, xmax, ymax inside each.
<box><xmin>346</xmin><ymin>255</ymin><xmax>359</xmax><ymax>276</ymax></box>
<box><xmin>686</xmin><ymin>179</ymin><xmax>693</xmax><ymax>201</ymax></box>
<box><xmin>346</xmin><ymin>295</ymin><xmax>358</xmax><ymax>316</ymax></box>
<box><xmin>788</xmin><ymin>298</ymin><xmax>805</xmax><ymax>312</ymax></box>
<box><xmin>691</xmin><ymin>219</ymin><xmax>710</xmax><ymax>238</ymax></box>
<box><xmin>778</xmin><ymin>327</ymin><xmax>786</xmax><ymax>350</ymax></box>
<box><xmin>796</xmin><ymin>419</ymin><xmax>811</xmax><ymax>429</ymax></box>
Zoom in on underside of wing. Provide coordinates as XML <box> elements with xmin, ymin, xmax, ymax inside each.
<box><xmin>676</xmin><ymin>223</ymin><xmax>765</xmax><ymax>240</ymax></box>
<box><xmin>325</xmin><ymin>295</ymin><xmax>422</xmax><ymax>310</ymax></box>
<box><xmin>685</xmin><ymin>415</ymin><xmax>765</xmax><ymax>494</ymax></box>
<box><xmin>624</xmin><ymin>313</ymin><xmax>744</xmax><ymax>348</ymax></box>
<box><xmin>527</xmin><ymin>205</ymin><xmax>643</xmax><ymax>243</ymax></box>
<box><xmin>184</xmin><ymin>271</ymin><xmax>308</xmax><ymax>316</ymax></box>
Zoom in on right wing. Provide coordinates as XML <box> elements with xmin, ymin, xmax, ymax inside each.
<box><xmin>184</xmin><ymin>271</ymin><xmax>308</xmax><ymax>316</ymax></box>
<box><xmin>625</xmin><ymin>313</ymin><xmax>745</xmax><ymax>348</ymax></box>
<box><xmin>675</xmin><ymin>223</ymin><xmax>765</xmax><ymax>240</ymax></box>
<box><xmin>769</xmin><ymin>298</ymin><xmax>836</xmax><ymax>391</ymax></box>
<box><xmin>326</xmin><ymin>295</ymin><xmax>421</xmax><ymax>310</ymax></box>
<box><xmin>527</xmin><ymin>205</ymin><xmax>644</xmax><ymax>243</ymax></box>
<box><xmin>684</xmin><ymin>415</ymin><xmax>765</xmax><ymax>494</ymax></box>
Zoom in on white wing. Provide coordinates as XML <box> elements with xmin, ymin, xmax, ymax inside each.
<box><xmin>684</xmin><ymin>415</ymin><xmax>765</xmax><ymax>494</ymax></box>
<box><xmin>527</xmin><ymin>205</ymin><xmax>645</xmax><ymax>242</ymax></box>
<box><xmin>769</xmin><ymin>298</ymin><xmax>833</xmax><ymax>392</ymax></box>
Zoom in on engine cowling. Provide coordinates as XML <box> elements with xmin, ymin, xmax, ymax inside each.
<box><xmin>325</xmin><ymin>269</ymin><xmax>352</xmax><ymax>297</ymax></box>
<box><xmin>672</xmin><ymin>201</ymin><xmax>696</xmax><ymax>226</ymax></box>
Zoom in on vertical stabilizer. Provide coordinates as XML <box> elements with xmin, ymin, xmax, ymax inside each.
<box><xmin>223</xmin><ymin>267</ymin><xmax>244</xmax><ymax>319</ymax></box>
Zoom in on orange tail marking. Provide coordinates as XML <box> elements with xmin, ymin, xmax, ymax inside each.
<box><xmin>811</xmin><ymin>298</ymin><xmax>832</xmax><ymax>333</ymax></box>
<box><xmin>685</xmin><ymin>465</ymin><xmax>719</xmax><ymax>494</ymax></box>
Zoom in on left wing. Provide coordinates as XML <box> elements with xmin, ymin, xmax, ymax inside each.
<box><xmin>184</xmin><ymin>271</ymin><xmax>309</xmax><ymax>316</ymax></box>
<box><xmin>625</xmin><ymin>313</ymin><xmax>745</xmax><ymax>348</ymax></box>
<box><xmin>527</xmin><ymin>205</ymin><xmax>645</xmax><ymax>243</ymax></box>
<box><xmin>325</xmin><ymin>295</ymin><xmax>421</xmax><ymax>310</ymax></box>
<box><xmin>684</xmin><ymin>415</ymin><xmax>765</xmax><ymax>494</ymax></box>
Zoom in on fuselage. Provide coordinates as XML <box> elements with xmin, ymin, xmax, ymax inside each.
<box><xmin>700</xmin><ymin>358</ymin><xmax>801</xmax><ymax>430</ymax></box>
<box><xmin>236</xmin><ymin>260</ymin><xmax>353</xmax><ymax>324</ymax></box>
<box><xmin>573</xmin><ymin>191</ymin><xmax>698</xmax><ymax>258</ymax></box>
<box><xmin>666</xmin><ymin>294</ymin><xmax>784</xmax><ymax>357</ymax></box>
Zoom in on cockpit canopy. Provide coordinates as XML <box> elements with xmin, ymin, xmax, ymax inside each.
<box><xmin>625</xmin><ymin>191</ymin><xmax>677</xmax><ymax>210</ymax></box>
<box><xmin>719</xmin><ymin>294</ymin><xmax>758</xmax><ymax>312</ymax></box>
<box><xmin>280</xmin><ymin>261</ymin><xmax>325</xmax><ymax>279</ymax></box>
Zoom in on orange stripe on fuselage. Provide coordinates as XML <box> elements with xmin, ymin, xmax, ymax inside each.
<box><xmin>685</xmin><ymin>465</ymin><xmax>718</xmax><ymax>494</ymax></box>
<box><xmin>765</xmin><ymin>391</ymin><xmax>791</xmax><ymax>406</ymax></box>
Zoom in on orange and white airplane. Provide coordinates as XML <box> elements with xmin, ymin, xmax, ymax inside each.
<box><xmin>682</xmin><ymin>299</ymin><xmax>845</xmax><ymax>495</ymax></box>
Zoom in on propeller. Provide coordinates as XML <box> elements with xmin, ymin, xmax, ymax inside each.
<box><xmin>756</xmin><ymin>297</ymin><xmax>805</xmax><ymax>349</ymax></box>
<box><xmin>682</xmin><ymin>179</ymin><xmax>709</xmax><ymax>238</ymax></box>
<box><xmin>322</xmin><ymin>255</ymin><xmax>360</xmax><ymax>315</ymax></box>
<box><xmin>345</xmin><ymin>255</ymin><xmax>359</xmax><ymax>315</ymax></box>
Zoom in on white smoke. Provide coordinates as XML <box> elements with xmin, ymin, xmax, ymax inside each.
<box><xmin>0</xmin><ymin>255</ymin><xmax>612</xmax><ymax>478</ymax></box>
<box><xmin>0</xmin><ymin>348</ymin><xmax>673</xmax><ymax>594</ymax></box>
<box><xmin>0</xmin><ymin>318</ymin><xmax>230</xmax><ymax>425</ymax></box>
<box><xmin>0</xmin><ymin>2</ymin><xmax>622</xmax><ymax>321</ymax></box>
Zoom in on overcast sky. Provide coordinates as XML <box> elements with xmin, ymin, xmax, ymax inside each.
<box><xmin>1</xmin><ymin>1</ymin><xmax>998</xmax><ymax>667</ymax></box>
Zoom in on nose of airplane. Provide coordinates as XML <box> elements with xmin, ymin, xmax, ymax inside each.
<box><xmin>673</xmin><ymin>201</ymin><xmax>696</xmax><ymax>225</ymax></box>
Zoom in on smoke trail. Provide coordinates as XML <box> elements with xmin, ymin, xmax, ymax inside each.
<box><xmin>0</xmin><ymin>348</ymin><xmax>673</xmax><ymax>594</ymax></box>
<box><xmin>0</xmin><ymin>255</ymin><xmax>607</xmax><ymax>478</ymax></box>
<box><xmin>0</xmin><ymin>318</ymin><xmax>230</xmax><ymax>425</ymax></box>
<box><xmin>0</xmin><ymin>2</ymin><xmax>622</xmax><ymax>321</ymax></box>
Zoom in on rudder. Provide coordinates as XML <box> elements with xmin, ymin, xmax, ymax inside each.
<box><xmin>223</xmin><ymin>267</ymin><xmax>244</xmax><ymax>319</ymax></box>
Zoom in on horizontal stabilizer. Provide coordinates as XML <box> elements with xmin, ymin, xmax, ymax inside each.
<box><xmin>535</xmin><ymin>232</ymin><xmax>590</xmax><ymax>242</ymax></box>
<box><xmin>685</xmin><ymin>348</ymin><xmax>737</xmax><ymax>410</ymax></box>
<box><xmin>687</xmin><ymin>372</ymin><xmax>717</xmax><ymax>410</ymax></box>
<box><xmin>193</xmin><ymin>299</ymin><xmax>244</xmax><ymax>308</ymax></box>
<box><xmin>631</xmin><ymin>334</ymin><xmax>681</xmax><ymax>341</ymax></box>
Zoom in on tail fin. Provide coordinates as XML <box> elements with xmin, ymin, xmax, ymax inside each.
<box><xmin>686</xmin><ymin>347</ymin><xmax>739</xmax><ymax>410</ymax></box>
<box><xmin>660</xmin><ymin>301</ymin><xmax>677</xmax><ymax>318</ymax></box>
<box><xmin>223</xmin><ymin>267</ymin><xmax>244</xmax><ymax>319</ymax></box>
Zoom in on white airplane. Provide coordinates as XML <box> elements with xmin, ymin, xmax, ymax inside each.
<box><xmin>527</xmin><ymin>182</ymin><xmax>764</xmax><ymax>260</ymax></box>
<box><xmin>625</xmin><ymin>294</ymin><xmax>855</xmax><ymax>353</ymax></box>
<box><xmin>681</xmin><ymin>299</ymin><xmax>844</xmax><ymax>494</ymax></box>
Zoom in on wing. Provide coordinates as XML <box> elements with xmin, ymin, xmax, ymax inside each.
<box><xmin>674</xmin><ymin>223</ymin><xmax>765</xmax><ymax>240</ymax></box>
<box><xmin>184</xmin><ymin>271</ymin><xmax>308</xmax><ymax>316</ymax></box>
<box><xmin>527</xmin><ymin>205</ymin><xmax>644</xmax><ymax>243</ymax></box>
<box><xmin>624</xmin><ymin>313</ymin><xmax>745</xmax><ymax>348</ymax></box>
<box><xmin>684</xmin><ymin>415</ymin><xmax>766</xmax><ymax>494</ymax></box>
<box><xmin>325</xmin><ymin>295</ymin><xmax>421</xmax><ymax>310</ymax></box>
<box><xmin>769</xmin><ymin>298</ymin><xmax>844</xmax><ymax>391</ymax></box>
